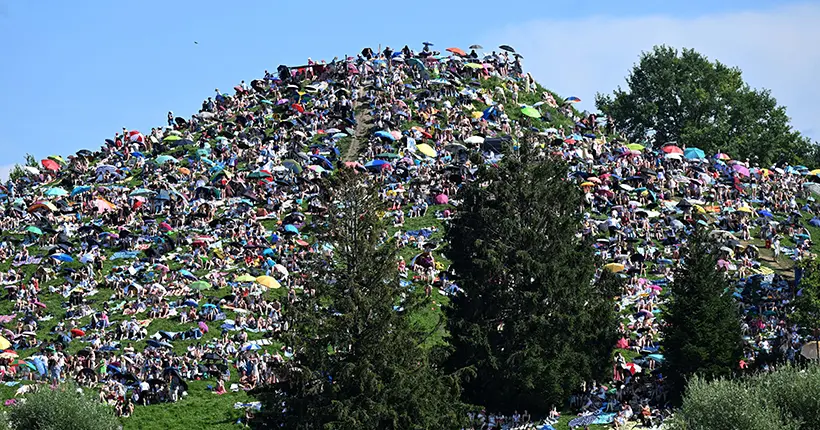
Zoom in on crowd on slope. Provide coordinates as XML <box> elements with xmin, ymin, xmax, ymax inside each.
<box><xmin>1</xmin><ymin>41</ymin><xmax>819</xmax><ymax>429</ymax></box>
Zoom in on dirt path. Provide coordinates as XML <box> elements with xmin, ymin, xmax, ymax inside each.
<box><xmin>344</xmin><ymin>100</ymin><xmax>372</xmax><ymax>161</ymax></box>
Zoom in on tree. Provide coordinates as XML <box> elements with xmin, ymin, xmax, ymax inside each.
<box><xmin>596</xmin><ymin>45</ymin><xmax>810</xmax><ymax>165</ymax></box>
<box><xmin>4</xmin><ymin>384</ymin><xmax>120</xmax><ymax>430</ymax></box>
<box><xmin>443</xmin><ymin>144</ymin><xmax>618</xmax><ymax>414</ymax></box>
<box><xmin>253</xmin><ymin>168</ymin><xmax>466</xmax><ymax>429</ymax></box>
<box><xmin>662</xmin><ymin>229</ymin><xmax>743</xmax><ymax>402</ymax></box>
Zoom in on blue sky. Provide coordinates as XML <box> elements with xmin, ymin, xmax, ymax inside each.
<box><xmin>1</xmin><ymin>0</ymin><xmax>817</xmax><ymax>177</ymax></box>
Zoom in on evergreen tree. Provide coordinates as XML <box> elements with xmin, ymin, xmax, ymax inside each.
<box><xmin>443</xmin><ymin>144</ymin><xmax>617</xmax><ymax>414</ymax></box>
<box><xmin>253</xmin><ymin>168</ymin><xmax>466</xmax><ymax>429</ymax></box>
<box><xmin>662</xmin><ymin>229</ymin><xmax>743</xmax><ymax>402</ymax></box>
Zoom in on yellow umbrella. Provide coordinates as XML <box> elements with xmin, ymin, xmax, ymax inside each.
<box><xmin>626</xmin><ymin>143</ymin><xmax>645</xmax><ymax>152</ymax></box>
<box><xmin>416</xmin><ymin>143</ymin><xmax>437</xmax><ymax>158</ymax></box>
<box><xmin>810</xmin><ymin>169</ymin><xmax>820</xmax><ymax>176</ymax></box>
<box><xmin>0</xmin><ymin>336</ymin><xmax>10</xmax><ymax>350</ymax></box>
<box><xmin>580</xmin><ymin>182</ymin><xmax>595</xmax><ymax>187</ymax></box>
<box><xmin>736</xmin><ymin>206</ymin><xmax>753</xmax><ymax>213</ymax></box>
<box><xmin>603</xmin><ymin>263</ymin><xmax>625</xmax><ymax>273</ymax></box>
<box><xmin>256</xmin><ymin>276</ymin><xmax>281</xmax><ymax>289</ymax></box>
<box><xmin>694</xmin><ymin>205</ymin><xmax>707</xmax><ymax>214</ymax></box>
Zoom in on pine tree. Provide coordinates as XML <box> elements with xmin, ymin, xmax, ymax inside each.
<box><xmin>253</xmin><ymin>168</ymin><xmax>466</xmax><ymax>429</ymax></box>
<box><xmin>443</xmin><ymin>144</ymin><xmax>617</xmax><ymax>414</ymax></box>
<box><xmin>662</xmin><ymin>228</ymin><xmax>743</xmax><ymax>402</ymax></box>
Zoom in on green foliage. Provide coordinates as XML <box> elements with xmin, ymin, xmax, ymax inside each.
<box><xmin>662</xmin><ymin>229</ymin><xmax>744</xmax><ymax>402</ymax></box>
<box><xmin>253</xmin><ymin>168</ymin><xmax>467</xmax><ymax>429</ymax></box>
<box><xmin>791</xmin><ymin>258</ymin><xmax>820</xmax><ymax>331</ymax></box>
<box><xmin>596</xmin><ymin>45</ymin><xmax>810</xmax><ymax>165</ymax></box>
<box><xmin>5</xmin><ymin>384</ymin><xmax>120</xmax><ymax>430</ymax></box>
<box><xmin>24</xmin><ymin>153</ymin><xmax>38</xmax><ymax>168</ymax></box>
<box><xmin>7</xmin><ymin>165</ymin><xmax>26</xmax><ymax>182</ymax></box>
<box><xmin>670</xmin><ymin>375</ymin><xmax>798</xmax><ymax>430</ymax></box>
<box><xmin>672</xmin><ymin>364</ymin><xmax>820</xmax><ymax>430</ymax></box>
<box><xmin>443</xmin><ymin>143</ymin><xmax>617</xmax><ymax>414</ymax></box>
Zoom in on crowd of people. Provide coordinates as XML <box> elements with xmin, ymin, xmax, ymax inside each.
<box><xmin>0</xmin><ymin>41</ymin><xmax>818</xmax><ymax>429</ymax></box>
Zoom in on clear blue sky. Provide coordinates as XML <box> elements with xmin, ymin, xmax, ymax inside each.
<box><xmin>0</xmin><ymin>0</ymin><xmax>797</xmax><ymax>169</ymax></box>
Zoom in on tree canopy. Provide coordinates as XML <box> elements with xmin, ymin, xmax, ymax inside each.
<box><xmin>443</xmin><ymin>144</ymin><xmax>618</xmax><ymax>414</ymax></box>
<box><xmin>253</xmin><ymin>168</ymin><xmax>466</xmax><ymax>429</ymax></box>
<box><xmin>662</xmin><ymin>229</ymin><xmax>744</xmax><ymax>401</ymax></box>
<box><xmin>596</xmin><ymin>45</ymin><xmax>810</xmax><ymax>165</ymax></box>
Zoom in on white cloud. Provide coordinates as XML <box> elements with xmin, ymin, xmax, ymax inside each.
<box><xmin>0</xmin><ymin>164</ymin><xmax>13</xmax><ymax>181</ymax></box>
<box><xmin>486</xmin><ymin>3</ymin><xmax>820</xmax><ymax>141</ymax></box>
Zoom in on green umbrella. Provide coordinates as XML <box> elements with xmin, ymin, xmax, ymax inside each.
<box><xmin>25</xmin><ymin>226</ymin><xmax>43</xmax><ymax>235</ymax></box>
<box><xmin>163</xmin><ymin>135</ymin><xmax>182</xmax><ymax>141</ymax></box>
<box><xmin>282</xmin><ymin>159</ymin><xmax>302</xmax><ymax>174</ymax></box>
<box><xmin>235</xmin><ymin>274</ymin><xmax>257</xmax><ymax>282</ymax></box>
<box><xmin>44</xmin><ymin>187</ymin><xmax>68</xmax><ymax>197</ymax></box>
<box><xmin>521</xmin><ymin>107</ymin><xmax>542</xmax><ymax>119</ymax></box>
<box><xmin>248</xmin><ymin>171</ymin><xmax>272</xmax><ymax>179</ymax></box>
<box><xmin>189</xmin><ymin>281</ymin><xmax>211</xmax><ymax>291</ymax></box>
<box><xmin>156</xmin><ymin>155</ymin><xmax>178</xmax><ymax>165</ymax></box>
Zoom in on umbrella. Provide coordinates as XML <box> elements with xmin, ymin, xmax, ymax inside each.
<box><xmin>130</xmin><ymin>188</ymin><xmax>156</xmax><ymax>197</ymax></box>
<box><xmin>626</xmin><ymin>143</ymin><xmax>645</xmax><ymax>152</ymax></box>
<box><xmin>800</xmin><ymin>341</ymin><xmax>820</xmax><ymax>360</ymax></box>
<box><xmin>364</xmin><ymin>160</ymin><xmax>391</xmax><ymax>171</ymax></box>
<box><xmin>25</xmin><ymin>226</ymin><xmax>43</xmax><ymax>235</ymax></box>
<box><xmin>499</xmin><ymin>45</ymin><xmax>515</xmax><ymax>52</ymax></box>
<box><xmin>416</xmin><ymin>143</ymin><xmax>437</xmax><ymax>158</ymax></box>
<box><xmin>464</xmin><ymin>136</ymin><xmax>484</xmax><ymax>144</ymax></box>
<box><xmin>189</xmin><ymin>281</ymin><xmax>211</xmax><ymax>291</ymax></box>
<box><xmin>568</xmin><ymin>415</ymin><xmax>597</xmax><ymax>428</ymax></box>
<box><xmin>0</xmin><ymin>337</ymin><xmax>10</xmax><ymax>350</ymax></box>
<box><xmin>256</xmin><ymin>276</ymin><xmax>281</xmax><ymax>289</ymax></box>
<box><xmin>469</xmin><ymin>45</ymin><xmax>483</xmax><ymax>50</ymax></box>
<box><xmin>70</xmin><ymin>328</ymin><xmax>85</xmax><ymax>337</ymax></box>
<box><xmin>282</xmin><ymin>159</ymin><xmax>303</xmax><ymax>174</ymax></box>
<box><xmin>603</xmin><ymin>263</ymin><xmax>625</xmax><ymax>273</ymax></box>
<box><xmin>446</xmin><ymin>47</ymin><xmax>466</xmax><ymax>56</ymax></box>
<box><xmin>156</xmin><ymin>155</ymin><xmax>178</xmax><ymax>165</ymax></box>
<box><xmin>435</xmin><ymin>194</ymin><xmax>449</xmax><ymax>205</ymax></box>
<box><xmin>733</xmin><ymin>164</ymin><xmax>750</xmax><ymax>177</ymax></box>
<box><xmin>684</xmin><ymin>147</ymin><xmax>705</xmax><ymax>159</ymax></box>
<box><xmin>163</xmin><ymin>135</ymin><xmax>182</xmax><ymax>142</ymax></box>
<box><xmin>284</xmin><ymin>224</ymin><xmax>299</xmax><ymax>234</ymax></box>
<box><xmin>374</xmin><ymin>130</ymin><xmax>396</xmax><ymax>141</ymax></box>
<box><xmin>41</xmin><ymin>159</ymin><xmax>60</xmax><ymax>171</ymax></box>
<box><xmin>50</xmin><ymin>253</ymin><xmax>74</xmax><ymax>263</ymax></box>
<box><xmin>235</xmin><ymin>274</ymin><xmax>257</xmax><ymax>282</ymax></box>
<box><xmin>23</xmin><ymin>166</ymin><xmax>40</xmax><ymax>176</ymax></box>
<box><xmin>564</xmin><ymin>96</ymin><xmax>581</xmax><ymax>103</ymax></box>
<box><xmin>44</xmin><ymin>187</ymin><xmax>68</xmax><ymax>197</ymax></box>
<box><xmin>520</xmin><ymin>107</ymin><xmax>541</xmax><ymax>118</ymax></box>
<box><xmin>662</xmin><ymin>145</ymin><xmax>683</xmax><ymax>154</ymax></box>
<box><xmin>71</xmin><ymin>185</ymin><xmax>92</xmax><ymax>197</ymax></box>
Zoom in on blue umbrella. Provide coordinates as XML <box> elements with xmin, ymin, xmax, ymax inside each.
<box><xmin>45</xmin><ymin>187</ymin><xmax>68</xmax><ymax>197</ymax></box>
<box><xmin>242</xmin><ymin>343</ymin><xmax>261</xmax><ymax>351</ymax></box>
<box><xmin>284</xmin><ymin>224</ymin><xmax>299</xmax><ymax>234</ymax></box>
<box><xmin>203</xmin><ymin>303</ymin><xmax>217</xmax><ymax>309</ymax></box>
<box><xmin>183</xmin><ymin>299</ymin><xmax>199</xmax><ymax>307</ymax></box>
<box><xmin>50</xmin><ymin>253</ymin><xmax>73</xmax><ymax>263</ymax></box>
<box><xmin>310</xmin><ymin>154</ymin><xmax>334</xmax><ymax>170</ymax></box>
<box><xmin>374</xmin><ymin>130</ymin><xmax>396</xmax><ymax>141</ymax></box>
<box><xmin>810</xmin><ymin>218</ymin><xmax>820</xmax><ymax>227</ymax></box>
<box><xmin>758</xmin><ymin>209</ymin><xmax>774</xmax><ymax>218</ymax></box>
<box><xmin>364</xmin><ymin>160</ymin><xmax>390</xmax><ymax>171</ymax></box>
<box><xmin>179</xmin><ymin>269</ymin><xmax>197</xmax><ymax>280</ymax></box>
<box><xmin>647</xmin><ymin>353</ymin><xmax>665</xmax><ymax>362</ymax></box>
<box><xmin>71</xmin><ymin>185</ymin><xmax>92</xmax><ymax>197</ymax></box>
<box><xmin>684</xmin><ymin>147</ymin><xmax>705</xmax><ymax>159</ymax></box>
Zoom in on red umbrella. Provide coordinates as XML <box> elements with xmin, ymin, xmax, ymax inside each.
<box><xmin>70</xmin><ymin>328</ymin><xmax>85</xmax><ymax>337</ymax></box>
<box><xmin>446</xmin><ymin>47</ymin><xmax>466</xmax><ymax>56</ymax></box>
<box><xmin>159</xmin><ymin>222</ymin><xmax>172</xmax><ymax>231</ymax></box>
<box><xmin>128</xmin><ymin>130</ymin><xmax>144</xmax><ymax>143</ymax></box>
<box><xmin>41</xmin><ymin>159</ymin><xmax>60</xmax><ymax>171</ymax></box>
<box><xmin>291</xmin><ymin>103</ymin><xmax>305</xmax><ymax>113</ymax></box>
<box><xmin>295</xmin><ymin>239</ymin><xmax>309</xmax><ymax>247</ymax></box>
<box><xmin>662</xmin><ymin>145</ymin><xmax>683</xmax><ymax>154</ymax></box>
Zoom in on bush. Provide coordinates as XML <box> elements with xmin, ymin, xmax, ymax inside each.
<box><xmin>4</xmin><ymin>384</ymin><xmax>120</xmax><ymax>430</ymax></box>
